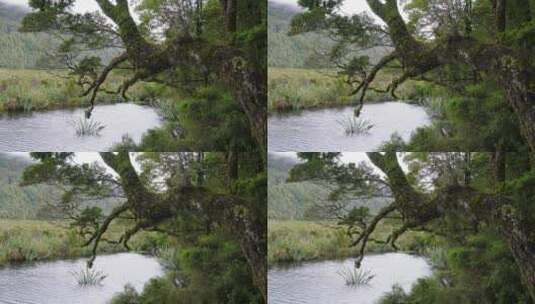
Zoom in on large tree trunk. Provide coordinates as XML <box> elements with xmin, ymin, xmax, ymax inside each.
<box><xmin>505</xmin><ymin>228</ymin><xmax>535</xmax><ymax>301</ymax></box>
<box><xmin>500</xmin><ymin>73</ymin><xmax>535</xmax><ymax>153</ymax></box>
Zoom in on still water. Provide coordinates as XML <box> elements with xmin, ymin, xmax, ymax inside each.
<box><xmin>0</xmin><ymin>104</ymin><xmax>162</xmax><ymax>151</ymax></box>
<box><xmin>268</xmin><ymin>253</ymin><xmax>432</xmax><ymax>304</ymax></box>
<box><xmin>0</xmin><ymin>253</ymin><xmax>164</xmax><ymax>304</ymax></box>
<box><xmin>268</xmin><ymin>102</ymin><xmax>431</xmax><ymax>151</ymax></box>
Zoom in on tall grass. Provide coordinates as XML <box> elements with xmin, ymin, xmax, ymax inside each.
<box><xmin>0</xmin><ymin>220</ymin><xmax>157</xmax><ymax>266</ymax></box>
<box><xmin>268</xmin><ymin>68</ymin><xmax>422</xmax><ymax>113</ymax></box>
<box><xmin>268</xmin><ymin>220</ymin><xmax>427</xmax><ymax>266</ymax></box>
<box><xmin>268</xmin><ymin>68</ymin><xmax>352</xmax><ymax>112</ymax></box>
<box><xmin>0</xmin><ymin>69</ymin><xmax>150</xmax><ymax>113</ymax></box>
<box><xmin>337</xmin><ymin>266</ymin><xmax>375</xmax><ymax>286</ymax></box>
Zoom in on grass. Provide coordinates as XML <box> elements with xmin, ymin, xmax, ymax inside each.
<box><xmin>71</xmin><ymin>266</ymin><xmax>107</xmax><ymax>286</ymax></box>
<box><xmin>70</xmin><ymin>117</ymin><xmax>106</xmax><ymax>136</ymax></box>
<box><xmin>0</xmin><ymin>219</ymin><xmax>159</xmax><ymax>267</ymax></box>
<box><xmin>337</xmin><ymin>115</ymin><xmax>374</xmax><ymax>135</ymax></box>
<box><xmin>0</xmin><ymin>68</ymin><xmax>156</xmax><ymax>113</ymax></box>
<box><xmin>337</xmin><ymin>267</ymin><xmax>375</xmax><ymax>286</ymax></box>
<box><xmin>268</xmin><ymin>219</ymin><xmax>429</xmax><ymax>266</ymax></box>
<box><xmin>268</xmin><ymin>67</ymin><xmax>422</xmax><ymax>113</ymax></box>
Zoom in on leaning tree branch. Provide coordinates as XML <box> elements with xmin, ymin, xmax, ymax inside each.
<box><xmin>82</xmin><ymin>53</ymin><xmax>129</xmax><ymax>118</ymax></box>
<box><xmin>351</xmin><ymin>53</ymin><xmax>397</xmax><ymax>116</ymax></box>
<box><xmin>352</xmin><ymin>203</ymin><xmax>397</xmax><ymax>268</ymax></box>
<box><xmin>85</xmin><ymin>203</ymin><xmax>131</xmax><ymax>268</ymax></box>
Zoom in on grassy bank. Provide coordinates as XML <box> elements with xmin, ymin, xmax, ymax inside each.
<box><xmin>268</xmin><ymin>219</ymin><xmax>430</xmax><ymax>266</ymax></box>
<box><xmin>268</xmin><ymin>67</ymin><xmax>422</xmax><ymax>113</ymax></box>
<box><xmin>0</xmin><ymin>219</ymin><xmax>161</xmax><ymax>266</ymax></box>
<box><xmin>0</xmin><ymin>69</ymin><xmax>157</xmax><ymax>112</ymax></box>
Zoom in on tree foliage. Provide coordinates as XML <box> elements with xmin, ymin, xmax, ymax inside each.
<box><xmin>291</xmin><ymin>152</ymin><xmax>535</xmax><ymax>300</ymax></box>
<box><xmin>22</xmin><ymin>151</ymin><xmax>267</xmax><ymax>302</ymax></box>
<box><xmin>21</xmin><ymin>0</ymin><xmax>267</xmax><ymax>151</ymax></box>
<box><xmin>292</xmin><ymin>0</ymin><xmax>535</xmax><ymax>151</ymax></box>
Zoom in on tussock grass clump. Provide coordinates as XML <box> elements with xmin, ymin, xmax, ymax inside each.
<box><xmin>71</xmin><ymin>266</ymin><xmax>107</xmax><ymax>286</ymax></box>
<box><xmin>337</xmin><ymin>266</ymin><xmax>375</xmax><ymax>286</ymax></box>
<box><xmin>70</xmin><ymin>117</ymin><xmax>106</xmax><ymax>136</ymax></box>
<box><xmin>337</xmin><ymin>116</ymin><xmax>374</xmax><ymax>135</ymax></box>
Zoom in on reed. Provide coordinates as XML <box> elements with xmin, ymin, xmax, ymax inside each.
<box><xmin>337</xmin><ymin>116</ymin><xmax>374</xmax><ymax>135</ymax></box>
<box><xmin>336</xmin><ymin>266</ymin><xmax>375</xmax><ymax>286</ymax></box>
<box><xmin>70</xmin><ymin>117</ymin><xmax>106</xmax><ymax>136</ymax></box>
<box><xmin>71</xmin><ymin>266</ymin><xmax>107</xmax><ymax>286</ymax></box>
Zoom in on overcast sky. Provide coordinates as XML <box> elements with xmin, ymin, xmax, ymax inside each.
<box><xmin>272</xmin><ymin>152</ymin><xmax>410</xmax><ymax>175</ymax></box>
<box><xmin>8</xmin><ymin>152</ymin><xmax>144</xmax><ymax>177</ymax></box>
<box><xmin>3</xmin><ymin>0</ymin><xmax>102</xmax><ymax>13</ymax></box>
<box><xmin>271</xmin><ymin>0</ymin><xmax>373</xmax><ymax>15</ymax></box>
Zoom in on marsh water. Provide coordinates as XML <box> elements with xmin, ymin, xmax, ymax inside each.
<box><xmin>0</xmin><ymin>103</ymin><xmax>163</xmax><ymax>151</ymax></box>
<box><xmin>268</xmin><ymin>253</ymin><xmax>432</xmax><ymax>304</ymax></box>
<box><xmin>0</xmin><ymin>253</ymin><xmax>163</xmax><ymax>304</ymax></box>
<box><xmin>268</xmin><ymin>102</ymin><xmax>431</xmax><ymax>151</ymax></box>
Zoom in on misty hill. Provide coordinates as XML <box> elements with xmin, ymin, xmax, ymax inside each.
<box><xmin>268</xmin><ymin>1</ymin><xmax>334</xmax><ymax>68</ymax></box>
<box><xmin>268</xmin><ymin>1</ymin><xmax>391</xmax><ymax>69</ymax></box>
<box><xmin>0</xmin><ymin>1</ymin><xmax>58</xmax><ymax>68</ymax></box>
<box><xmin>0</xmin><ymin>153</ymin><xmax>59</xmax><ymax>219</ymax></box>
<box><xmin>0</xmin><ymin>1</ymin><xmax>120</xmax><ymax>69</ymax></box>
<box><xmin>0</xmin><ymin>153</ymin><xmax>121</xmax><ymax>219</ymax></box>
<box><xmin>268</xmin><ymin>153</ymin><xmax>330</xmax><ymax>219</ymax></box>
<box><xmin>268</xmin><ymin>153</ymin><xmax>391</xmax><ymax>220</ymax></box>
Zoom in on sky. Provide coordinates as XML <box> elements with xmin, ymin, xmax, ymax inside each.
<box><xmin>271</xmin><ymin>0</ymin><xmax>374</xmax><ymax>15</ymax></box>
<box><xmin>9</xmin><ymin>152</ymin><xmax>142</xmax><ymax>176</ymax></box>
<box><xmin>272</xmin><ymin>152</ymin><xmax>410</xmax><ymax>174</ymax></box>
<box><xmin>2</xmin><ymin>0</ymin><xmax>102</xmax><ymax>13</ymax></box>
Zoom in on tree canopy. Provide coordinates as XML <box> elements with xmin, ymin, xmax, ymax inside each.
<box><xmin>290</xmin><ymin>152</ymin><xmax>535</xmax><ymax>301</ymax></box>
<box><xmin>21</xmin><ymin>0</ymin><xmax>267</xmax><ymax>151</ymax></box>
<box><xmin>21</xmin><ymin>151</ymin><xmax>267</xmax><ymax>302</ymax></box>
<box><xmin>291</xmin><ymin>0</ymin><xmax>535</xmax><ymax>152</ymax></box>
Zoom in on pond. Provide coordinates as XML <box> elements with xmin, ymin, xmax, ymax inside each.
<box><xmin>268</xmin><ymin>102</ymin><xmax>431</xmax><ymax>151</ymax></box>
<box><xmin>268</xmin><ymin>253</ymin><xmax>433</xmax><ymax>304</ymax></box>
<box><xmin>0</xmin><ymin>103</ymin><xmax>163</xmax><ymax>151</ymax></box>
<box><xmin>0</xmin><ymin>253</ymin><xmax>164</xmax><ymax>304</ymax></box>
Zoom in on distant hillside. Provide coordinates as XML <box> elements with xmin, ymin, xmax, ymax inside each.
<box><xmin>0</xmin><ymin>1</ymin><xmax>120</xmax><ymax>69</ymax></box>
<box><xmin>0</xmin><ymin>153</ymin><xmax>121</xmax><ymax>219</ymax></box>
<box><xmin>268</xmin><ymin>153</ymin><xmax>330</xmax><ymax>219</ymax></box>
<box><xmin>0</xmin><ymin>1</ymin><xmax>58</xmax><ymax>68</ymax></box>
<box><xmin>268</xmin><ymin>1</ymin><xmax>391</xmax><ymax>69</ymax></box>
<box><xmin>268</xmin><ymin>153</ymin><xmax>391</xmax><ymax>220</ymax></box>
<box><xmin>268</xmin><ymin>1</ymin><xmax>334</xmax><ymax>68</ymax></box>
<box><xmin>0</xmin><ymin>153</ymin><xmax>59</xmax><ymax>219</ymax></box>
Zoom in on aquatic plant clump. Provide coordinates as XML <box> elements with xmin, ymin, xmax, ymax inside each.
<box><xmin>71</xmin><ymin>266</ymin><xmax>107</xmax><ymax>286</ymax></box>
<box><xmin>337</xmin><ymin>116</ymin><xmax>374</xmax><ymax>136</ymax></box>
<box><xmin>336</xmin><ymin>266</ymin><xmax>375</xmax><ymax>286</ymax></box>
<box><xmin>70</xmin><ymin>117</ymin><xmax>106</xmax><ymax>136</ymax></box>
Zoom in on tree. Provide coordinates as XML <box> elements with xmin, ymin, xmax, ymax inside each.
<box><xmin>21</xmin><ymin>152</ymin><xmax>267</xmax><ymax>302</ymax></box>
<box><xmin>291</xmin><ymin>0</ymin><xmax>535</xmax><ymax>153</ymax></box>
<box><xmin>20</xmin><ymin>0</ymin><xmax>267</xmax><ymax>151</ymax></box>
<box><xmin>289</xmin><ymin>152</ymin><xmax>535</xmax><ymax>300</ymax></box>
